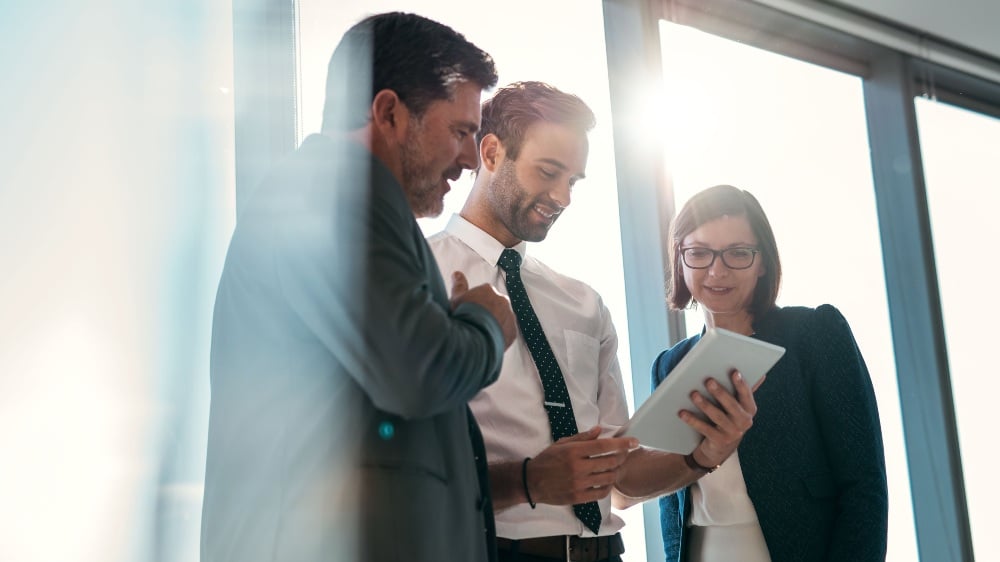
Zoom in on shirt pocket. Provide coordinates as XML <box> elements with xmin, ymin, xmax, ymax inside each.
<box><xmin>564</xmin><ymin>329</ymin><xmax>600</xmax><ymax>401</ymax></box>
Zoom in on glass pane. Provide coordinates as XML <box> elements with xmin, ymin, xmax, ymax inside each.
<box><xmin>916</xmin><ymin>96</ymin><xmax>1000</xmax><ymax>561</ymax></box>
<box><xmin>296</xmin><ymin>2</ymin><xmax>644</xmax><ymax>559</ymax></box>
<box><xmin>0</xmin><ymin>3</ymin><xmax>236</xmax><ymax>561</ymax></box>
<box><xmin>659</xmin><ymin>21</ymin><xmax>918</xmax><ymax>561</ymax></box>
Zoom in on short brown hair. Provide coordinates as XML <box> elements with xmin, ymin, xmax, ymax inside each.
<box><xmin>667</xmin><ymin>185</ymin><xmax>782</xmax><ymax>317</ymax></box>
<box><xmin>478</xmin><ymin>81</ymin><xmax>596</xmax><ymax>162</ymax></box>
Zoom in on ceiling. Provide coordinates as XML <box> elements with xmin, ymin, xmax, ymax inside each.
<box><xmin>829</xmin><ymin>0</ymin><xmax>1000</xmax><ymax>60</ymax></box>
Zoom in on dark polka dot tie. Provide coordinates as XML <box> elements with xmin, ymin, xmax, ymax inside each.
<box><xmin>498</xmin><ymin>248</ymin><xmax>602</xmax><ymax>535</ymax></box>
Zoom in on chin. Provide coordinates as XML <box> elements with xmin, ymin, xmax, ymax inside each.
<box><xmin>516</xmin><ymin>232</ymin><xmax>548</xmax><ymax>243</ymax></box>
<box><xmin>514</xmin><ymin>223</ymin><xmax>552</xmax><ymax>243</ymax></box>
<box><xmin>411</xmin><ymin>201</ymin><xmax>444</xmax><ymax>219</ymax></box>
<box><xmin>422</xmin><ymin>205</ymin><xmax>445</xmax><ymax>219</ymax></box>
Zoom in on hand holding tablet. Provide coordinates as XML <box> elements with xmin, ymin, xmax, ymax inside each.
<box><xmin>615</xmin><ymin>328</ymin><xmax>785</xmax><ymax>454</ymax></box>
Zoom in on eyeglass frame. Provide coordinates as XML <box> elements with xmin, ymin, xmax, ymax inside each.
<box><xmin>679</xmin><ymin>246</ymin><xmax>760</xmax><ymax>270</ymax></box>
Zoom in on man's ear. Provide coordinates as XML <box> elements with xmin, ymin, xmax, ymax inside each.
<box><xmin>480</xmin><ymin>133</ymin><xmax>504</xmax><ymax>173</ymax></box>
<box><xmin>370</xmin><ymin>89</ymin><xmax>409</xmax><ymax>142</ymax></box>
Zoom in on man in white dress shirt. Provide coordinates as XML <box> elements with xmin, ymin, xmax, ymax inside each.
<box><xmin>428</xmin><ymin>81</ymin><xmax>760</xmax><ymax>562</ymax></box>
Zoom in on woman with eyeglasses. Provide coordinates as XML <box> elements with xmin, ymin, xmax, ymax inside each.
<box><xmin>654</xmin><ymin>184</ymin><xmax>888</xmax><ymax>562</ymax></box>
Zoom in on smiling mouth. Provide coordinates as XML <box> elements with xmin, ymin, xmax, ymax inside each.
<box><xmin>444</xmin><ymin>167</ymin><xmax>463</xmax><ymax>182</ymax></box>
<box><xmin>533</xmin><ymin>204</ymin><xmax>562</xmax><ymax>220</ymax></box>
<box><xmin>439</xmin><ymin>174</ymin><xmax>459</xmax><ymax>193</ymax></box>
<box><xmin>706</xmin><ymin>286</ymin><xmax>733</xmax><ymax>293</ymax></box>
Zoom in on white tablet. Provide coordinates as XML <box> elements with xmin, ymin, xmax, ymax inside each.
<box><xmin>615</xmin><ymin>328</ymin><xmax>785</xmax><ymax>454</ymax></box>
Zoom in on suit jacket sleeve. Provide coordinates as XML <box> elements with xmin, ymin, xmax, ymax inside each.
<box><xmin>271</xmin><ymin>157</ymin><xmax>505</xmax><ymax>420</ymax></box>
<box><xmin>806</xmin><ymin>304</ymin><xmax>889</xmax><ymax>561</ymax></box>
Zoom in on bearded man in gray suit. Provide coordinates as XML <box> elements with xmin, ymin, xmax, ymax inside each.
<box><xmin>201</xmin><ymin>12</ymin><xmax>517</xmax><ymax>562</ymax></box>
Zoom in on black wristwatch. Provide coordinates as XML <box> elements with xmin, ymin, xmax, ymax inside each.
<box><xmin>683</xmin><ymin>452</ymin><xmax>721</xmax><ymax>474</ymax></box>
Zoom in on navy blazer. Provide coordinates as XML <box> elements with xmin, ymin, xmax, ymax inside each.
<box><xmin>202</xmin><ymin>135</ymin><xmax>504</xmax><ymax>562</ymax></box>
<box><xmin>653</xmin><ymin>305</ymin><xmax>888</xmax><ymax>562</ymax></box>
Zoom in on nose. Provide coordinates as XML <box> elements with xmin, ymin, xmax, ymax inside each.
<box><xmin>456</xmin><ymin>134</ymin><xmax>479</xmax><ymax>170</ymax></box>
<box><xmin>550</xmin><ymin>180</ymin><xmax>572</xmax><ymax>209</ymax></box>
<box><xmin>707</xmin><ymin>253</ymin><xmax>729</xmax><ymax>276</ymax></box>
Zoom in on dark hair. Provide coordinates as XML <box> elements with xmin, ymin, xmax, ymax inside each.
<box><xmin>667</xmin><ymin>184</ymin><xmax>782</xmax><ymax>317</ymax></box>
<box><xmin>321</xmin><ymin>12</ymin><xmax>498</xmax><ymax>132</ymax></box>
<box><xmin>478</xmin><ymin>81</ymin><xmax>596</xmax><ymax>162</ymax></box>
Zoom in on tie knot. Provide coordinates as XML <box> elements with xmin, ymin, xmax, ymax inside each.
<box><xmin>498</xmin><ymin>248</ymin><xmax>522</xmax><ymax>274</ymax></box>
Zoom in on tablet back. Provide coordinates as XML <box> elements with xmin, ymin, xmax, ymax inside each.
<box><xmin>617</xmin><ymin>328</ymin><xmax>785</xmax><ymax>454</ymax></box>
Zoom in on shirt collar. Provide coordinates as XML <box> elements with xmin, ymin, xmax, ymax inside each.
<box><xmin>444</xmin><ymin>214</ymin><xmax>528</xmax><ymax>267</ymax></box>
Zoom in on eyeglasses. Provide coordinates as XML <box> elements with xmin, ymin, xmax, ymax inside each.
<box><xmin>681</xmin><ymin>246</ymin><xmax>759</xmax><ymax>270</ymax></box>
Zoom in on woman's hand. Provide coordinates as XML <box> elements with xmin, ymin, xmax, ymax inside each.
<box><xmin>680</xmin><ymin>369</ymin><xmax>762</xmax><ymax>467</ymax></box>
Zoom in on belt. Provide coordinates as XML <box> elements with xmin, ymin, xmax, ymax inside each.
<box><xmin>496</xmin><ymin>533</ymin><xmax>624</xmax><ymax>562</ymax></box>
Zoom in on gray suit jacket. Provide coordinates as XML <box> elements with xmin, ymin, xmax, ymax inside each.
<box><xmin>202</xmin><ymin>134</ymin><xmax>504</xmax><ymax>562</ymax></box>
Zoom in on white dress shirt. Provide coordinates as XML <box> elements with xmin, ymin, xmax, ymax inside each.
<box><xmin>427</xmin><ymin>214</ymin><xmax>630</xmax><ymax>539</ymax></box>
<box><xmin>689</xmin><ymin>450</ymin><xmax>760</xmax><ymax>526</ymax></box>
<box><xmin>687</xmin><ymin>451</ymin><xmax>772</xmax><ymax>561</ymax></box>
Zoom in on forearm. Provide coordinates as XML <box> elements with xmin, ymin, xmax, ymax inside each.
<box><xmin>491</xmin><ymin>434</ymin><xmax>637</xmax><ymax>511</ymax></box>
<box><xmin>488</xmin><ymin>459</ymin><xmax>531</xmax><ymax>512</ymax></box>
<box><xmin>613</xmin><ymin>447</ymin><xmax>702</xmax><ymax>507</ymax></box>
<box><xmin>362</xmin><ymin>296</ymin><xmax>505</xmax><ymax>412</ymax></box>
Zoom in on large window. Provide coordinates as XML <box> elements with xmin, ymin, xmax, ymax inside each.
<box><xmin>916</xmin><ymin>97</ymin><xmax>1000</xmax><ymax>561</ymax></box>
<box><xmin>658</xmin><ymin>21</ymin><xmax>919</xmax><ymax>562</ymax></box>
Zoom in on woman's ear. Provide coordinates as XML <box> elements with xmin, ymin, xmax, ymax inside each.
<box><xmin>479</xmin><ymin>133</ymin><xmax>503</xmax><ymax>173</ymax></box>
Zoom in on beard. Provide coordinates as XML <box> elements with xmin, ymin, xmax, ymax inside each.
<box><xmin>399</xmin><ymin>121</ymin><xmax>447</xmax><ymax>218</ymax></box>
<box><xmin>487</xmin><ymin>159</ymin><xmax>558</xmax><ymax>243</ymax></box>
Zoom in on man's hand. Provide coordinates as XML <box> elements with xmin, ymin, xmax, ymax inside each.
<box><xmin>680</xmin><ymin>370</ymin><xmax>761</xmax><ymax>469</ymax></box>
<box><xmin>526</xmin><ymin>427</ymin><xmax>638</xmax><ymax>505</ymax></box>
<box><xmin>450</xmin><ymin>271</ymin><xmax>517</xmax><ymax>349</ymax></box>
<box><xmin>611</xmin><ymin>373</ymin><xmax>760</xmax><ymax>505</ymax></box>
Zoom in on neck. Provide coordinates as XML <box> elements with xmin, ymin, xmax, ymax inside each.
<box><xmin>460</xmin><ymin>177</ymin><xmax>522</xmax><ymax>248</ymax></box>
<box><xmin>703</xmin><ymin>309</ymin><xmax>755</xmax><ymax>336</ymax></box>
<box><xmin>334</xmin><ymin>126</ymin><xmax>405</xmax><ymax>188</ymax></box>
